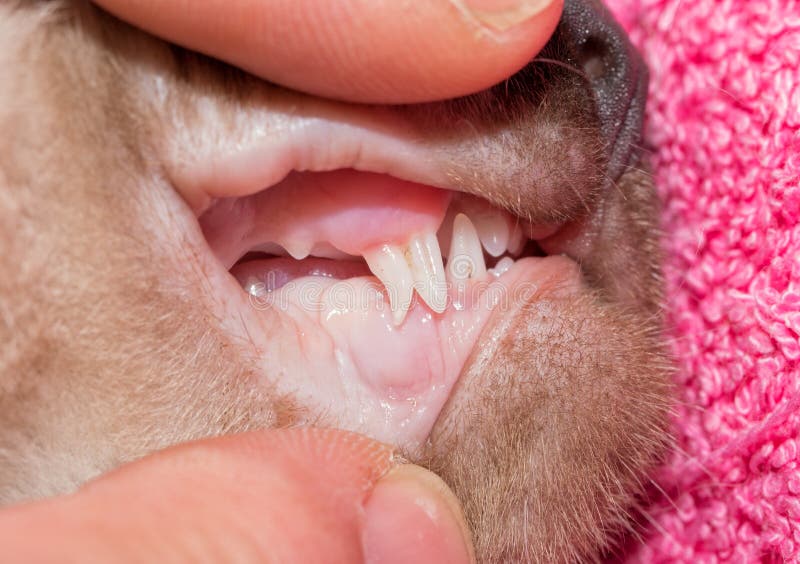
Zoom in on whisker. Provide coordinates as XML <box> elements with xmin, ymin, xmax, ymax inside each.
<box><xmin>531</xmin><ymin>57</ymin><xmax>591</xmax><ymax>82</ymax></box>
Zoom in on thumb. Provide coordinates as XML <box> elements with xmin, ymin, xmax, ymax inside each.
<box><xmin>92</xmin><ymin>0</ymin><xmax>563</xmax><ymax>104</ymax></box>
<box><xmin>0</xmin><ymin>429</ymin><xmax>474</xmax><ymax>563</ymax></box>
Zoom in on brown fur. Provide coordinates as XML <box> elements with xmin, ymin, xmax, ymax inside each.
<box><xmin>0</xmin><ymin>2</ymin><xmax>671</xmax><ymax>562</ymax></box>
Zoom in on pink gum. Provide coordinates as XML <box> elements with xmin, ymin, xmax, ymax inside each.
<box><xmin>200</xmin><ymin>169</ymin><xmax>452</xmax><ymax>267</ymax></box>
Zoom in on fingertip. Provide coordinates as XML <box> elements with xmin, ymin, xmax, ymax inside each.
<box><xmin>93</xmin><ymin>0</ymin><xmax>563</xmax><ymax>103</ymax></box>
<box><xmin>450</xmin><ymin>0</ymin><xmax>561</xmax><ymax>33</ymax></box>
<box><xmin>363</xmin><ymin>464</ymin><xmax>476</xmax><ymax>564</ymax></box>
<box><xmin>284</xmin><ymin>0</ymin><xmax>566</xmax><ymax>103</ymax></box>
<box><xmin>416</xmin><ymin>0</ymin><xmax>564</xmax><ymax>102</ymax></box>
<box><xmin>0</xmin><ymin>430</ymin><xmax>474</xmax><ymax>563</ymax></box>
<box><xmin>232</xmin><ymin>427</ymin><xmax>396</xmax><ymax>483</ymax></box>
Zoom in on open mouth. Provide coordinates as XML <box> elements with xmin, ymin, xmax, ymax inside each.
<box><xmin>175</xmin><ymin>97</ymin><xmax>587</xmax><ymax>453</ymax></box>
<box><xmin>203</xmin><ymin>168</ymin><xmax>559</xmax><ymax>313</ymax></box>
<box><xmin>158</xmin><ymin>0</ymin><xmax>648</xmax><ymax>455</ymax></box>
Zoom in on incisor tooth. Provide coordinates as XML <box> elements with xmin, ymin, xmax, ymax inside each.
<box><xmin>363</xmin><ymin>244</ymin><xmax>415</xmax><ymax>326</ymax></box>
<box><xmin>447</xmin><ymin>213</ymin><xmax>487</xmax><ymax>281</ymax></box>
<box><xmin>473</xmin><ymin>213</ymin><xmax>510</xmax><ymax>257</ymax></box>
<box><xmin>491</xmin><ymin>256</ymin><xmax>515</xmax><ymax>277</ymax></box>
<box><xmin>408</xmin><ymin>233</ymin><xmax>447</xmax><ymax>314</ymax></box>
<box><xmin>244</xmin><ymin>276</ymin><xmax>267</xmax><ymax>298</ymax></box>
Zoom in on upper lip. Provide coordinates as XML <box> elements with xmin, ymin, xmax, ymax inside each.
<box><xmin>167</xmin><ymin>92</ymin><xmax>480</xmax><ymax>214</ymax></box>
<box><xmin>163</xmin><ymin>69</ymin><xmax>602</xmax><ymax>226</ymax></box>
<box><xmin>176</xmin><ymin>105</ymin><xmax>448</xmax><ymax>212</ymax></box>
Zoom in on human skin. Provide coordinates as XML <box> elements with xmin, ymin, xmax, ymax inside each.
<box><xmin>0</xmin><ymin>0</ymin><xmax>671</xmax><ymax>562</ymax></box>
<box><xmin>0</xmin><ymin>430</ymin><xmax>475</xmax><ymax>563</ymax></box>
<box><xmin>93</xmin><ymin>0</ymin><xmax>565</xmax><ymax>103</ymax></box>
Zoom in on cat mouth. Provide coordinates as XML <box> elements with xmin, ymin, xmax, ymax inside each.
<box><xmin>163</xmin><ymin>84</ymin><xmax>589</xmax><ymax>453</ymax></box>
<box><xmin>161</xmin><ymin>0</ymin><xmax>647</xmax><ymax>453</ymax></box>
<box><xmin>203</xmin><ymin>169</ymin><xmax>562</xmax><ymax>323</ymax></box>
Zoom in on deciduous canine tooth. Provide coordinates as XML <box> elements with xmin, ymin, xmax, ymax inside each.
<box><xmin>473</xmin><ymin>213</ymin><xmax>510</xmax><ymax>257</ymax></box>
<box><xmin>447</xmin><ymin>213</ymin><xmax>487</xmax><ymax>281</ymax></box>
<box><xmin>364</xmin><ymin>244</ymin><xmax>415</xmax><ymax>326</ymax></box>
<box><xmin>283</xmin><ymin>240</ymin><xmax>312</xmax><ymax>260</ymax></box>
<box><xmin>408</xmin><ymin>233</ymin><xmax>448</xmax><ymax>314</ymax></box>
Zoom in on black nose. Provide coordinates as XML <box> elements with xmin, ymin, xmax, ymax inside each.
<box><xmin>559</xmin><ymin>0</ymin><xmax>649</xmax><ymax>181</ymax></box>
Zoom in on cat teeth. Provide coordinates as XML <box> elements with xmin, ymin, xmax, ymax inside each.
<box><xmin>407</xmin><ymin>232</ymin><xmax>448</xmax><ymax>315</ymax></box>
<box><xmin>507</xmin><ymin>223</ymin><xmax>526</xmax><ymax>256</ymax></box>
<box><xmin>364</xmin><ymin>211</ymin><xmax>527</xmax><ymax>323</ymax></box>
<box><xmin>363</xmin><ymin>244</ymin><xmax>415</xmax><ymax>326</ymax></box>
<box><xmin>248</xmin><ymin>200</ymin><xmax>536</xmax><ymax>324</ymax></box>
<box><xmin>364</xmin><ymin>234</ymin><xmax>447</xmax><ymax>325</ymax></box>
<box><xmin>472</xmin><ymin>213</ymin><xmax>510</xmax><ymax>258</ymax></box>
<box><xmin>489</xmin><ymin>256</ymin><xmax>515</xmax><ymax>277</ymax></box>
<box><xmin>243</xmin><ymin>276</ymin><xmax>267</xmax><ymax>298</ymax></box>
<box><xmin>447</xmin><ymin>213</ymin><xmax>487</xmax><ymax>281</ymax></box>
<box><xmin>283</xmin><ymin>240</ymin><xmax>313</xmax><ymax>260</ymax></box>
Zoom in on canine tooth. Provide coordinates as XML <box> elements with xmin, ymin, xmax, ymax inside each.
<box><xmin>436</xmin><ymin>206</ymin><xmax>458</xmax><ymax>258</ymax></box>
<box><xmin>447</xmin><ymin>213</ymin><xmax>487</xmax><ymax>281</ymax></box>
<box><xmin>408</xmin><ymin>233</ymin><xmax>447</xmax><ymax>314</ymax></box>
<box><xmin>364</xmin><ymin>244</ymin><xmax>415</xmax><ymax>326</ymax></box>
<box><xmin>473</xmin><ymin>213</ymin><xmax>510</xmax><ymax>257</ymax></box>
<box><xmin>491</xmin><ymin>257</ymin><xmax>515</xmax><ymax>277</ymax></box>
<box><xmin>252</xmin><ymin>242</ymin><xmax>285</xmax><ymax>256</ymax></box>
<box><xmin>508</xmin><ymin>223</ymin><xmax>526</xmax><ymax>256</ymax></box>
<box><xmin>309</xmin><ymin>242</ymin><xmax>359</xmax><ymax>260</ymax></box>
<box><xmin>283</xmin><ymin>240</ymin><xmax>312</xmax><ymax>260</ymax></box>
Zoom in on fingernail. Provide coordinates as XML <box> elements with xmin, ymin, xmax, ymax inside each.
<box><xmin>362</xmin><ymin>464</ymin><xmax>475</xmax><ymax>564</ymax></box>
<box><xmin>452</xmin><ymin>0</ymin><xmax>555</xmax><ymax>32</ymax></box>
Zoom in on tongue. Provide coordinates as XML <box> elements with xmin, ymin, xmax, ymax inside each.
<box><xmin>232</xmin><ymin>257</ymin><xmax>371</xmax><ymax>292</ymax></box>
<box><xmin>200</xmin><ymin>169</ymin><xmax>452</xmax><ymax>268</ymax></box>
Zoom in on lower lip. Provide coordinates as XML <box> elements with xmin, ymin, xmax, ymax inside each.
<box><xmin>206</xmin><ymin>253</ymin><xmax>580</xmax><ymax>452</ymax></box>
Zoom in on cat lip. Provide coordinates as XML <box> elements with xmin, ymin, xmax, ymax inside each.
<box><xmin>167</xmin><ymin>97</ymin><xmax>464</xmax><ymax>216</ymax></box>
<box><xmin>162</xmin><ymin>80</ymin><xmax>603</xmax><ymax>227</ymax></box>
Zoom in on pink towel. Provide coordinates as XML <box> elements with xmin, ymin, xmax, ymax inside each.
<box><xmin>600</xmin><ymin>0</ymin><xmax>800</xmax><ymax>560</ymax></box>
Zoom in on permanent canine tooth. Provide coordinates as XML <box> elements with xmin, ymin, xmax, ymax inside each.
<box><xmin>436</xmin><ymin>206</ymin><xmax>458</xmax><ymax>258</ymax></box>
<box><xmin>252</xmin><ymin>242</ymin><xmax>284</xmax><ymax>256</ymax></box>
<box><xmin>473</xmin><ymin>213</ymin><xmax>510</xmax><ymax>257</ymax></box>
<box><xmin>309</xmin><ymin>242</ymin><xmax>359</xmax><ymax>260</ymax></box>
<box><xmin>408</xmin><ymin>233</ymin><xmax>447</xmax><ymax>314</ymax></box>
<box><xmin>447</xmin><ymin>213</ymin><xmax>487</xmax><ymax>281</ymax></box>
<box><xmin>364</xmin><ymin>244</ymin><xmax>415</xmax><ymax>325</ymax></box>
<box><xmin>508</xmin><ymin>223</ymin><xmax>526</xmax><ymax>256</ymax></box>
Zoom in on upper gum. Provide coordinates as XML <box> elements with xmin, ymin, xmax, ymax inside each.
<box><xmin>199</xmin><ymin>169</ymin><xmax>529</xmax><ymax>270</ymax></box>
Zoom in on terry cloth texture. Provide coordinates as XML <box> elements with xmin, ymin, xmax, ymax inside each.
<box><xmin>603</xmin><ymin>0</ymin><xmax>800</xmax><ymax>561</ymax></box>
